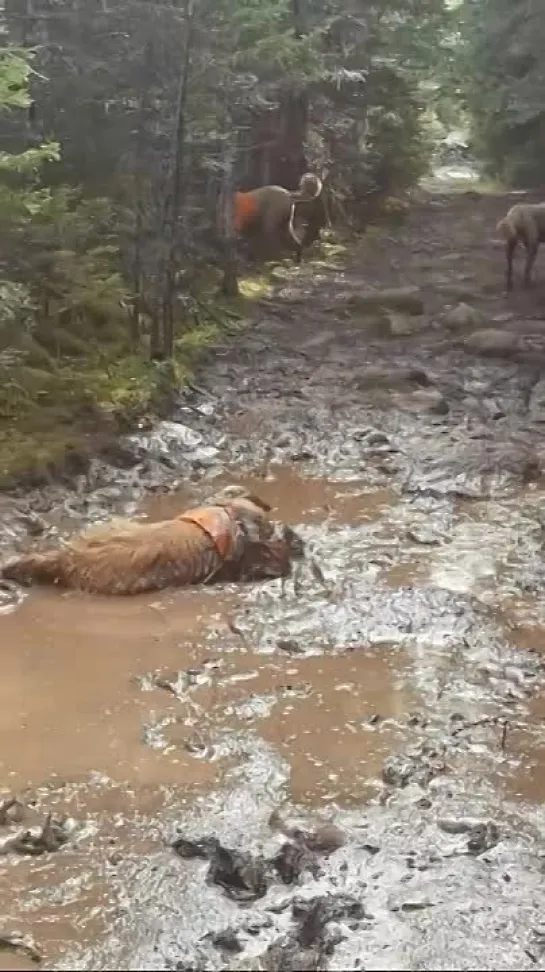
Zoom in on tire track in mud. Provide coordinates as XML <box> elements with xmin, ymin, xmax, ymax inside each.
<box><xmin>3</xmin><ymin>189</ymin><xmax>545</xmax><ymax>970</ymax></box>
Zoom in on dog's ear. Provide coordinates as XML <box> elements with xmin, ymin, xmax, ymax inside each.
<box><xmin>213</xmin><ymin>485</ymin><xmax>272</xmax><ymax>514</ymax></box>
<box><xmin>242</xmin><ymin>493</ymin><xmax>272</xmax><ymax>513</ymax></box>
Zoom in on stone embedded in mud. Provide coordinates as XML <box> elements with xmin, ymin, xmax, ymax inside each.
<box><xmin>432</xmin><ymin>282</ymin><xmax>481</xmax><ymax>300</ymax></box>
<box><xmin>406</xmin><ymin>526</ymin><xmax>442</xmax><ymax>546</ymax></box>
<box><xmin>528</xmin><ymin>379</ymin><xmax>545</xmax><ymax>424</ymax></box>
<box><xmin>352</xmin><ymin>427</ymin><xmax>392</xmax><ymax>446</ymax></box>
<box><xmin>351</xmin><ymin>365</ymin><xmax>434</xmax><ymax>393</ymax></box>
<box><xmin>277</xmin><ymin>638</ymin><xmax>305</xmax><ymax>655</ymax></box>
<box><xmin>395</xmin><ymin>387</ymin><xmax>449</xmax><ymax>415</ymax></box>
<box><xmin>403</xmin><ymin>438</ymin><xmax>541</xmax><ymax>499</ymax></box>
<box><xmin>345</xmin><ymin>286</ymin><xmax>424</xmax><ymax>316</ymax></box>
<box><xmin>1</xmin><ymin>813</ymin><xmax>75</xmax><ymax>857</ymax></box>
<box><xmin>172</xmin><ymin>835</ymin><xmax>268</xmax><ymax>902</ymax></box>
<box><xmin>0</xmin><ymin>933</ymin><xmax>41</xmax><ymax>966</ymax></box>
<box><xmin>462</xmin><ymin>328</ymin><xmax>520</xmax><ymax>356</ymax></box>
<box><xmin>171</xmin><ymin>835</ymin><xmax>211</xmax><ymax>859</ymax></box>
<box><xmin>273</xmin><ymin>841</ymin><xmax>321</xmax><ymax>884</ymax></box>
<box><xmin>467</xmin><ymin>821</ymin><xmax>500</xmax><ymax>855</ymax></box>
<box><xmin>303</xmin><ymin>824</ymin><xmax>346</xmax><ymax>855</ymax></box>
<box><xmin>386</xmin><ymin>311</ymin><xmax>430</xmax><ymax>336</ymax></box>
<box><xmin>240</xmin><ymin>893</ymin><xmax>365</xmax><ymax>971</ymax></box>
<box><xmin>269</xmin><ymin>810</ymin><xmax>346</xmax><ymax>860</ymax></box>
<box><xmin>382</xmin><ymin>745</ymin><xmax>447</xmax><ymax>789</ymax></box>
<box><xmin>390</xmin><ymin>898</ymin><xmax>434</xmax><ymax>913</ymax></box>
<box><xmin>15</xmin><ymin>512</ymin><xmax>48</xmax><ymax>536</ymax></box>
<box><xmin>293</xmin><ymin>894</ymin><xmax>365</xmax><ymax>947</ymax></box>
<box><xmin>442</xmin><ymin>301</ymin><xmax>486</xmax><ymax>331</ymax></box>
<box><xmin>210</xmin><ymin>929</ymin><xmax>243</xmax><ymax>953</ymax></box>
<box><xmin>208</xmin><ymin>845</ymin><xmax>268</xmax><ymax>902</ymax></box>
<box><xmin>130</xmin><ymin>419</ymin><xmax>204</xmax><ymax>457</ymax></box>
<box><xmin>382</xmin><ymin>755</ymin><xmax>414</xmax><ymax>788</ymax></box>
<box><xmin>243</xmin><ymin>942</ymin><xmax>325</xmax><ymax>972</ymax></box>
<box><xmin>0</xmin><ymin>798</ymin><xmax>26</xmax><ymax>826</ymax></box>
<box><xmin>290</xmin><ymin>449</ymin><xmax>315</xmax><ymax>462</ymax></box>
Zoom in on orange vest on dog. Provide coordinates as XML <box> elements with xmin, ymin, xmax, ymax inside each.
<box><xmin>233</xmin><ymin>192</ymin><xmax>258</xmax><ymax>233</ymax></box>
<box><xmin>180</xmin><ymin>506</ymin><xmax>237</xmax><ymax>561</ymax></box>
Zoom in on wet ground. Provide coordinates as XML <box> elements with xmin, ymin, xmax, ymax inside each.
<box><xmin>3</xmin><ymin>186</ymin><xmax>545</xmax><ymax>969</ymax></box>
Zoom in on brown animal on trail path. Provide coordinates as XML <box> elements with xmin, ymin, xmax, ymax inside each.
<box><xmin>227</xmin><ymin>172</ymin><xmax>323</xmax><ymax>263</ymax></box>
<box><xmin>496</xmin><ymin>202</ymin><xmax>545</xmax><ymax>290</ymax></box>
<box><xmin>1</xmin><ymin>491</ymin><xmax>298</xmax><ymax>596</ymax></box>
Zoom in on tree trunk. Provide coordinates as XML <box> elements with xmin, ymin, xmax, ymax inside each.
<box><xmin>217</xmin><ymin>143</ymin><xmax>240</xmax><ymax>297</ymax></box>
<box><xmin>159</xmin><ymin>0</ymin><xmax>196</xmax><ymax>359</ymax></box>
<box><xmin>276</xmin><ymin>91</ymin><xmax>308</xmax><ymax>188</ymax></box>
<box><xmin>243</xmin><ymin>0</ymin><xmax>308</xmax><ymax>192</ymax></box>
<box><xmin>245</xmin><ymin>95</ymin><xmax>308</xmax><ymax>191</ymax></box>
<box><xmin>130</xmin><ymin>39</ymin><xmax>155</xmax><ymax>352</ymax></box>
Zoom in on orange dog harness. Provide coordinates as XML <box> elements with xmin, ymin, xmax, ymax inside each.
<box><xmin>233</xmin><ymin>192</ymin><xmax>258</xmax><ymax>233</ymax></box>
<box><xmin>179</xmin><ymin>505</ymin><xmax>238</xmax><ymax>561</ymax></box>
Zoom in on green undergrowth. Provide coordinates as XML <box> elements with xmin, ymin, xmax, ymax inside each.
<box><xmin>0</xmin><ymin>304</ymin><xmax>248</xmax><ymax>489</ymax></box>
<box><xmin>0</xmin><ymin>241</ymin><xmax>348</xmax><ymax>489</ymax></box>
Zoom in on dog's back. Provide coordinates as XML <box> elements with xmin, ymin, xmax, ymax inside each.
<box><xmin>1</xmin><ymin>495</ymin><xmax>276</xmax><ymax>596</ymax></box>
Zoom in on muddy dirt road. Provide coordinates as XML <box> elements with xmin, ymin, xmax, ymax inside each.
<box><xmin>3</xmin><ymin>187</ymin><xmax>545</xmax><ymax>971</ymax></box>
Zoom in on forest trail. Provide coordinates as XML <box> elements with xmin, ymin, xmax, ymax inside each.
<box><xmin>3</xmin><ymin>186</ymin><xmax>545</xmax><ymax>971</ymax></box>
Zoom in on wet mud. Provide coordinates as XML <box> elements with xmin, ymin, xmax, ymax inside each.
<box><xmin>3</xmin><ymin>186</ymin><xmax>545</xmax><ymax>969</ymax></box>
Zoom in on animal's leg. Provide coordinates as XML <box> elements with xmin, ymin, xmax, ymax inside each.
<box><xmin>287</xmin><ymin>203</ymin><xmax>303</xmax><ymax>263</ymax></box>
<box><xmin>506</xmin><ymin>238</ymin><xmax>516</xmax><ymax>291</ymax></box>
<box><xmin>261</xmin><ymin>205</ymin><xmax>286</xmax><ymax>258</ymax></box>
<box><xmin>524</xmin><ymin>240</ymin><xmax>539</xmax><ymax>287</ymax></box>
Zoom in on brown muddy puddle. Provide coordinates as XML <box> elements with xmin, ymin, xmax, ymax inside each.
<box><xmin>144</xmin><ymin>649</ymin><xmax>413</xmax><ymax>806</ymax></box>
<box><xmin>140</xmin><ymin>464</ymin><xmax>396</xmax><ymax>526</ymax></box>
<box><xmin>0</xmin><ymin>586</ymin><xmax>241</xmax><ymax>790</ymax></box>
<box><xmin>0</xmin><ymin>844</ymin><xmax>115</xmax><ymax>970</ymax></box>
<box><xmin>0</xmin><ymin>471</ymin><xmax>408</xmax><ymax>966</ymax></box>
<box><xmin>4</xmin><ymin>467</ymin><xmax>545</xmax><ymax>967</ymax></box>
<box><xmin>0</xmin><ymin>959</ymin><xmax>38</xmax><ymax>972</ymax></box>
<box><xmin>0</xmin><ymin>470</ymin><xmax>395</xmax><ymax>789</ymax></box>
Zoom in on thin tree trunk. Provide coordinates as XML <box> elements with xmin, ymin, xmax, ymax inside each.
<box><xmin>218</xmin><ymin>143</ymin><xmax>239</xmax><ymax>297</ymax></box>
<box><xmin>160</xmin><ymin>0</ymin><xmax>197</xmax><ymax>359</ymax></box>
<box><xmin>131</xmin><ymin>39</ymin><xmax>154</xmax><ymax>351</ymax></box>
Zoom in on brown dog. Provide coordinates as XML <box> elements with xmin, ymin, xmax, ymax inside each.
<box><xmin>1</xmin><ymin>493</ymin><xmax>294</xmax><ymax>596</ymax></box>
<box><xmin>226</xmin><ymin>172</ymin><xmax>323</xmax><ymax>262</ymax></box>
<box><xmin>496</xmin><ymin>202</ymin><xmax>545</xmax><ymax>290</ymax></box>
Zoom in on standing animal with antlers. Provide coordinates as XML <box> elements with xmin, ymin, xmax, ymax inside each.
<box><xmin>221</xmin><ymin>172</ymin><xmax>324</xmax><ymax>264</ymax></box>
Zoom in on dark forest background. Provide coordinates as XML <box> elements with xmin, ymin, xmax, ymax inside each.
<box><xmin>0</xmin><ymin>0</ymin><xmax>541</xmax><ymax>477</ymax></box>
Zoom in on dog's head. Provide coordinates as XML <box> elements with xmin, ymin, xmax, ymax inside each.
<box><xmin>211</xmin><ymin>486</ymin><xmax>273</xmax><ymax>543</ymax></box>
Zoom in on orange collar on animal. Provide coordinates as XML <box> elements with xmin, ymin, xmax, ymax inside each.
<box><xmin>179</xmin><ymin>505</ymin><xmax>237</xmax><ymax>560</ymax></box>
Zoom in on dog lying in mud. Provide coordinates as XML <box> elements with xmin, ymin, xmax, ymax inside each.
<box><xmin>496</xmin><ymin>202</ymin><xmax>545</xmax><ymax>290</ymax></box>
<box><xmin>1</xmin><ymin>489</ymin><xmax>303</xmax><ymax>596</ymax></box>
<box><xmin>227</xmin><ymin>172</ymin><xmax>323</xmax><ymax>263</ymax></box>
